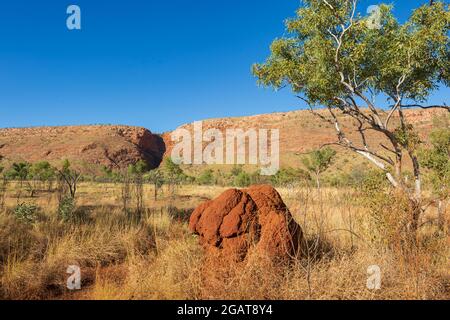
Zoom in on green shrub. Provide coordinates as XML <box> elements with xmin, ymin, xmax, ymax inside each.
<box><xmin>197</xmin><ymin>169</ymin><xmax>215</xmax><ymax>185</ymax></box>
<box><xmin>271</xmin><ymin>168</ymin><xmax>310</xmax><ymax>186</ymax></box>
<box><xmin>231</xmin><ymin>165</ymin><xmax>244</xmax><ymax>177</ymax></box>
<box><xmin>13</xmin><ymin>203</ymin><xmax>38</xmax><ymax>224</ymax></box>
<box><xmin>58</xmin><ymin>196</ymin><xmax>76</xmax><ymax>222</ymax></box>
<box><xmin>234</xmin><ymin>172</ymin><xmax>251</xmax><ymax>188</ymax></box>
<box><xmin>5</xmin><ymin>162</ymin><xmax>31</xmax><ymax>180</ymax></box>
<box><xmin>29</xmin><ymin>161</ymin><xmax>55</xmax><ymax>182</ymax></box>
<box><xmin>361</xmin><ymin>170</ymin><xmax>390</xmax><ymax>195</ymax></box>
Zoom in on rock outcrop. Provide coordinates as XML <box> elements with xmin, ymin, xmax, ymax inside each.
<box><xmin>0</xmin><ymin>125</ymin><xmax>165</xmax><ymax>171</ymax></box>
<box><xmin>0</xmin><ymin>108</ymin><xmax>443</xmax><ymax>174</ymax></box>
<box><xmin>189</xmin><ymin>185</ymin><xmax>303</xmax><ymax>262</ymax></box>
<box><xmin>162</xmin><ymin>108</ymin><xmax>445</xmax><ymax>171</ymax></box>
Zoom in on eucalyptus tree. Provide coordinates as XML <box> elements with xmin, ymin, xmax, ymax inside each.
<box><xmin>253</xmin><ymin>0</ymin><xmax>449</xmax><ymax>235</ymax></box>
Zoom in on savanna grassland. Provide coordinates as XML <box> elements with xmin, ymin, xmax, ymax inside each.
<box><xmin>0</xmin><ymin>111</ymin><xmax>448</xmax><ymax>301</ymax></box>
<box><xmin>0</xmin><ymin>0</ymin><xmax>449</xmax><ymax>303</ymax></box>
<box><xmin>0</xmin><ymin>180</ymin><xmax>448</xmax><ymax>300</ymax></box>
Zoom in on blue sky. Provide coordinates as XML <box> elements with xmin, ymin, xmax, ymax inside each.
<box><xmin>0</xmin><ymin>0</ymin><xmax>448</xmax><ymax>133</ymax></box>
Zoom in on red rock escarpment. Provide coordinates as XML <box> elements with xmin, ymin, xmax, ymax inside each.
<box><xmin>0</xmin><ymin>125</ymin><xmax>165</xmax><ymax>170</ymax></box>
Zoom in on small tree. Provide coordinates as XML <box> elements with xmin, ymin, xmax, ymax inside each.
<box><xmin>6</xmin><ymin>162</ymin><xmax>30</xmax><ymax>202</ymax></box>
<box><xmin>55</xmin><ymin>160</ymin><xmax>80</xmax><ymax>222</ymax></box>
<box><xmin>121</xmin><ymin>169</ymin><xmax>132</xmax><ymax>214</ymax></box>
<box><xmin>30</xmin><ymin>161</ymin><xmax>55</xmax><ymax>184</ymax></box>
<box><xmin>164</xmin><ymin>158</ymin><xmax>183</xmax><ymax>177</ymax></box>
<box><xmin>58</xmin><ymin>159</ymin><xmax>81</xmax><ymax>199</ymax></box>
<box><xmin>145</xmin><ymin>169</ymin><xmax>164</xmax><ymax>201</ymax></box>
<box><xmin>29</xmin><ymin>161</ymin><xmax>56</xmax><ymax>196</ymax></box>
<box><xmin>128</xmin><ymin>160</ymin><xmax>149</xmax><ymax>216</ymax></box>
<box><xmin>163</xmin><ymin>158</ymin><xmax>185</xmax><ymax>196</ymax></box>
<box><xmin>6</xmin><ymin>162</ymin><xmax>30</xmax><ymax>182</ymax></box>
<box><xmin>302</xmin><ymin>147</ymin><xmax>337</xmax><ymax>190</ymax></box>
<box><xmin>197</xmin><ymin>169</ymin><xmax>215</xmax><ymax>186</ymax></box>
<box><xmin>302</xmin><ymin>147</ymin><xmax>336</xmax><ymax>229</ymax></box>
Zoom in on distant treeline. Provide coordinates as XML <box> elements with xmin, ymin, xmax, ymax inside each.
<box><xmin>0</xmin><ymin>156</ymin><xmax>406</xmax><ymax>189</ymax></box>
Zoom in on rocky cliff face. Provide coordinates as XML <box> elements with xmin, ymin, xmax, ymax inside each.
<box><xmin>0</xmin><ymin>125</ymin><xmax>165</xmax><ymax>171</ymax></box>
<box><xmin>161</xmin><ymin>108</ymin><xmax>446</xmax><ymax>170</ymax></box>
<box><xmin>0</xmin><ymin>108</ymin><xmax>444</xmax><ymax>173</ymax></box>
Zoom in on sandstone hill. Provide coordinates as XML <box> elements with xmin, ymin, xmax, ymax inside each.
<box><xmin>0</xmin><ymin>108</ymin><xmax>446</xmax><ymax>174</ymax></box>
<box><xmin>0</xmin><ymin>125</ymin><xmax>165</xmax><ymax>171</ymax></box>
<box><xmin>163</xmin><ymin>108</ymin><xmax>447</xmax><ymax>173</ymax></box>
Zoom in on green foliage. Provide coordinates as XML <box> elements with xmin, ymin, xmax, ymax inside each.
<box><xmin>419</xmin><ymin>128</ymin><xmax>450</xmax><ymax>196</ymax></box>
<box><xmin>430</xmin><ymin>127</ymin><xmax>450</xmax><ymax>151</ymax></box>
<box><xmin>128</xmin><ymin>160</ymin><xmax>149</xmax><ymax>176</ymax></box>
<box><xmin>145</xmin><ymin>169</ymin><xmax>165</xmax><ymax>187</ymax></box>
<box><xmin>361</xmin><ymin>169</ymin><xmax>390</xmax><ymax>196</ymax></box>
<box><xmin>234</xmin><ymin>171</ymin><xmax>251</xmax><ymax>188</ymax></box>
<box><xmin>14</xmin><ymin>203</ymin><xmax>38</xmax><ymax>224</ymax></box>
<box><xmin>102</xmin><ymin>166</ymin><xmax>112</xmax><ymax>176</ymax></box>
<box><xmin>62</xmin><ymin>159</ymin><xmax>71</xmax><ymax>173</ymax></box>
<box><xmin>58</xmin><ymin>159</ymin><xmax>81</xmax><ymax>199</ymax></box>
<box><xmin>197</xmin><ymin>169</ymin><xmax>215</xmax><ymax>185</ymax></box>
<box><xmin>394</xmin><ymin>124</ymin><xmax>422</xmax><ymax>151</ymax></box>
<box><xmin>135</xmin><ymin>160</ymin><xmax>149</xmax><ymax>174</ymax></box>
<box><xmin>58</xmin><ymin>196</ymin><xmax>76</xmax><ymax>222</ymax></box>
<box><xmin>228</xmin><ymin>166</ymin><xmax>260</xmax><ymax>187</ymax></box>
<box><xmin>164</xmin><ymin>158</ymin><xmax>183</xmax><ymax>176</ymax></box>
<box><xmin>144</xmin><ymin>169</ymin><xmax>165</xmax><ymax>200</ymax></box>
<box><xmin>271</xmin><ymin>168</ymin><xmax>310</xmax><ymax>186</ymax></box>
<box><xmin>5</xmin><ymin>162</ymin><xmax>30</xmax><ymax>180</ymax></box>
<box><xmin>326</xmin><ymin>164</ymin><xmax>382</xmax><ymax>187</ymax></box>
<box><xmin>163</xmin><ymin>158</ymin><xmax>188</xmax><ymax>184</ymax></box>
<box><xmin>29</xmin><ymin>161</ymin><xmax>55</xmax><ymax>182</ymax></box>
<box><xmin>253</xmin><ymin>1</ymin><xmax>449</xmax><ymax>106</ymax></box>
<box><xmin>100</xmin><ymin>166</ymin><xmax>121</xmax><ymax>182</ymax></box>
<box><xmin>357</xmin><ymin>169</ymin><xmax>415</xmax><ymax>249</ymax></box>
<box><xmin>302</xmin><ymin>147</ymin><xmax>337</xmax><ymax>175</ymax></box>
<box><xmin>60</xmin><ymin>159</ymin><xmax>77</xmax><ymax>183</ymax></box>
<box><xmin>231</xmin><ymin>165</ymin><xmax>244</xmax><ymax>177</ymax></box>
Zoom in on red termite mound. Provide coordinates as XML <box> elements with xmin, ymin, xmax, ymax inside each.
<box><xmin>189</xmin><ymin>185</ymin><xmax>303</xmax><ymax>262</ymax></box>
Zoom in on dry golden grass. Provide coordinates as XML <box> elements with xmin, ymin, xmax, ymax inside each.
<box><xmin>0</xmin><ymin>182</ymin><xmax>448</xmax><ymax>300</ymax></box>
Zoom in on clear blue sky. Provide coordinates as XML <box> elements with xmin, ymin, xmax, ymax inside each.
<box><xmin>0</xmin><ymin>0</ymin><xmax>448</xmax><ymax>133</ymax></box>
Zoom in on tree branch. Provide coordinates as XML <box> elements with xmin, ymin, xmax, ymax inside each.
<box><xmin>401</xmin><ymin>104</ymin><xmax>450</xmax><ymax>112</ymax></box>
